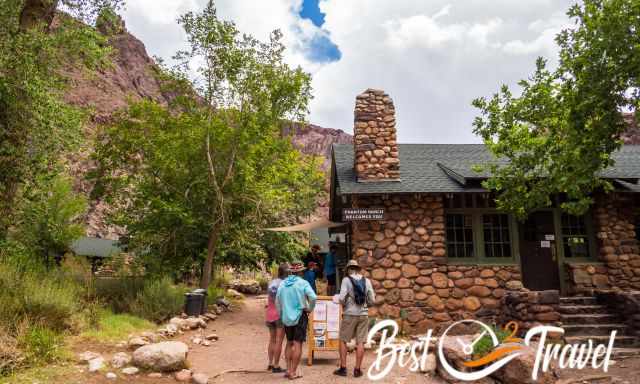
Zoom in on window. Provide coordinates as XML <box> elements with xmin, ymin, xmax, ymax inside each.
<box><xmin>561</xmin><ymin>213</ymin><xmax>590</xmax><ymax>258</ymax></box>
<box><xmin>445</xmin><ymin>211</ymin><xmax>514</xmax><ymax>261</ymax></box>
<box><xmin>482</xmin><ymin>214</ymin><xmax>512</xmax><ymax>258</ymax></box>
<box><xmin>446</xmin><ymin>214</ymin><xmax>474</xmax><ymax>258</ymax></box>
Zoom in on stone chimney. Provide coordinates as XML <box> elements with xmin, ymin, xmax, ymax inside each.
<box><xmin>353</xmin><ymin>89</ymin><xmax>400</xmax><ymax>182</ymax></box>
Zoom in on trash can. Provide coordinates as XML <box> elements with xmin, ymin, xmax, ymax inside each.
<box><xmin>184</xmin><ymin>292</ymin><xmax>204</xmax><ymax>317</ymax></box>
<box><xmin>193</xmin><ymin>288</ymin><xmax>208</xmax><ymax>315</ymax></box>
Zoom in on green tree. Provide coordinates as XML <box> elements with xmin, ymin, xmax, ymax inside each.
<box><xmin>12</xmin><ymin>175</ymin><xmax>87</xmax><ymax>266</ymax></box>
<box><xmin>473</xmin><ymin>0</ymin><xmax>639</xmax><ymax>218</ymax></box>
<box><xmin>94</xmin><ymin>1</ymin><xmax>323</xmax><ymax>287</ymax></box>
<box><xmin>0</xmin><ymin>0</ymin><xmax>121</xmax><ymax>237</ymax></box>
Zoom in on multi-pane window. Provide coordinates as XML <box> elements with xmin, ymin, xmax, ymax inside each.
<box><xmin>446</xmin><ymin>214</ymin><xmax>474</xmax><ymax>258</ymax></box>
<box><xmin>482</xmin><ymin>214</ymin><xmax>512</xmax><ymax>258</ymax></box>
<box><xmin>561</xmin><ymin>213</ymin><xmax>590</xmax><ymax>258</ymax></box>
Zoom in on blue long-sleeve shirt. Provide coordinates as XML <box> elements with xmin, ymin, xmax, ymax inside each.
<box><xmin>276</xmin><ymin>275</ymin><xmax>317</xmax><ymax>327</ymax></box>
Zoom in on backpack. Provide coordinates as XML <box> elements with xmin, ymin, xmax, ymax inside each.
<box><xmin>347</xmin><ymin>276</ymin><xmax>367</xmax><ymax>306</ymax></box>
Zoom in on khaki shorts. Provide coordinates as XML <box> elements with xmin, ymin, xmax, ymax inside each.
<box><xmin>339</xmin><ymin>315</ymin><xmax>369</xmax><ymax>343</ymax></box>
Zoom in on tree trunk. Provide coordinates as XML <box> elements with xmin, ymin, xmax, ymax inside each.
<box><xmin>200</xmin><ymin>225</ymin><xmax>220</xmax><ymax>289</ymax></box>
<box><xmin>19</xmin><ymin>0</ymin><xmax>59</xmax><ymax>32</ymax></box>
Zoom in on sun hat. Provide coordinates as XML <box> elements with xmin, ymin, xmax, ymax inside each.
<box><xmin>345</xmin><ymin>260</ymin><xmax>361</xmax><ymax>270</ymax></box>
<box><xmin>289</xmin><ymin>261</ymin><xmax>306</xmax><ymax>273</ymax></box>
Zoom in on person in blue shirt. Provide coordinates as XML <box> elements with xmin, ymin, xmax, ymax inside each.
<box><xmin>303</xmin><ymin>261</ymin><xmax>318</xmax><ymax>293</ymax></box>
<box><xmin>324</xmin><ymin>245</ymin><xmax>338</xmax><ymax>295</ymax></box>
<box><xmin>276</xmin><ymin>261</ymin><xmax>317</xmax><ymax>380</ymax></box>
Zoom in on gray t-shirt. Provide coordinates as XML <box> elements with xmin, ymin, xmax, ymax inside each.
<box><xmin>339</xmin><ymin>273</ymin><xmax>375</xmax><ymax>316</ymax></box>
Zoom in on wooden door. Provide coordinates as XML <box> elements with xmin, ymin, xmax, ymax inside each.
<box><xmin>520</xmin><ymin>211</ymin><xmax>560</xmax><ymax>291</ymax></box>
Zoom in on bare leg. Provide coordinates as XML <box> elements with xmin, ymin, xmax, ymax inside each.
<box><xmin>339</xmin><ymin>340</ymin><xmax>347</xmax><ymax>368</ymax></box>
<box><xmin>285</xmin><ymin>341</ymin><xmax>293</xmax><ymax>374</ymax></box>
<box><xmin>267</xmin><ymin>327</ymin><xmax>276</xmax><ymax>367</ymax></box>
<box><xmin>289</xmin><ymin>341</ymin><xmax>302</xmax><ymax>377</ymax></box>
<box><xmin>273</xmin><ymin>327</ymin><xmax>285</xmax><ymax>368</ymax></box>
<box><xmin>355</xmin><ymin>342</ymin><xmax>365</xmax><ymax>370</ymax></box>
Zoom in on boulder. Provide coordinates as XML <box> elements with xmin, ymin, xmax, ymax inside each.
<box><xmin>491</xmin><ymin>343</ymin><xmax>557</xmax><ymax>384</ymax></box>
<box><xmin>437</xmin><ymin>336</ymin><xmax>497</xmax><ymax>384</ymax></box>
<box><xmin>88</xmin><ymin>357</ymin><xmax>105</xmax><ymax>372</ymax></box>
<box><xmin>106</xmin><ymin>372</ymin><xmax>117</xmax><ymax>380</ymax></box>
<box><xmin>226</xmin><ymin>289</ymin><xmax>244</xmax><ymax>299</ymax></box>
<box><xmin>111</xmin><ymin>352</ymin><xmax>131</xmax><ymax>369</ymax></box>
<box><xmin>132</xmin><ymin>341</ymin><xmax>189</xmax><ymax>372</ymax></box>
<box><xmin>185</xmin><ymin>317</ymin><xmax>207</xmax><ymax>329</ymax></box>
<box><xmin>192</xmin><ymin>373</ymin><xmax>210</xmax><ymax>384</ymax></box>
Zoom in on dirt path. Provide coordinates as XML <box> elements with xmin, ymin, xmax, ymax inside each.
<box><xmin>186</xmin><ymin>295</ymin><xmax>440</xmax><ymax>384</ymax></box>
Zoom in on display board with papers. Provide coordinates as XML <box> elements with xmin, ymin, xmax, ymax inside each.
<box><xmin>307</xmin><ymin>295</ymin><xmax>342</xmax><ymax>365</ymax></box>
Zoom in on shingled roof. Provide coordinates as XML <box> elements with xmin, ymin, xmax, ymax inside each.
<box><xmin>332</xmin><ymin>144</ymin><xmax>640</xmax><ymax>195</ymax></box>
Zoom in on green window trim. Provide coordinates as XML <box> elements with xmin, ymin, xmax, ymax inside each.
<box><xmin>445</xmin><ymin>209</ymin><xmax>518</xmax><ymax>264</ymax></box>
<box><xmin>558</xmin><ymin>211</ymin><xmax>596</xmax><ymax>261</ymax></box>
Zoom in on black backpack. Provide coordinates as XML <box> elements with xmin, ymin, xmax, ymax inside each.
<box><xmin>347</xmin><ymin>276</ymin><xmax>367</xmax><ymax>305</ymax></box>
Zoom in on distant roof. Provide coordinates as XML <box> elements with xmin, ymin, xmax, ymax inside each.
<box><xmin>71</xmin><ymin>237</ymin><xmax>121</xmax><ymax>258</ymax></box>
<box><xmin>332</xmin><ymin>144</ymin><xmax>640</xmax><ymax>195</ymax></box>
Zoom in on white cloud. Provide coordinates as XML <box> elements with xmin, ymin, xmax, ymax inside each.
<box><xmin>121</xmin><ymin>0</ymin><xmax>575</xmax><ymax>143</ymax></box>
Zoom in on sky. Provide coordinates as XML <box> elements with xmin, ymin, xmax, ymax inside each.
<box><xmin>120</xmin><ymin>0</ymin><xmax>574</xmax><ymax>143</ymax></box>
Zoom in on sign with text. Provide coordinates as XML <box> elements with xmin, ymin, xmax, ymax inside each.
<box><xmin>342</xmin><ymin>208</ymin><xmax>384</xmax><ymax>221</ymax></box>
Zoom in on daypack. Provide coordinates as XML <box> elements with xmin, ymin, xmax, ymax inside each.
<box><xmin>347</xmin><ymin>276</ymin><xmax>367</xmax><ymax>306</ymax></box>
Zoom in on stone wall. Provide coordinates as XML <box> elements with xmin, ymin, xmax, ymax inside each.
<box><xmin>351</xmin><ymin>193</ymin><xmax>524</xmax><ymax>333</ymax></box>
<box><xmin>565</xmin><ymin>193</ymin><xmax>640</xmax><ymax>293</ymax></box>
<box><xmin>596</xmin><ymin>290</ymin><xmax>640</xmax><ymax>338</ymax></box>
<box><xmin>499</xmin><ymin>290</ymin><xmax>561</xmax><ymax>334</ymax></box>
<box><xmin>353</xmin><ymin>89</ymin><xmax>399</xmax><ymax>182</ymax></box>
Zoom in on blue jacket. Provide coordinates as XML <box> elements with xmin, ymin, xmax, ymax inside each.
<box><xmin>276</xmin><ymin>275</ymin><xmax>317</xmax><ymax>327</ymax></box>
<box><xmin>324</xmin><ymin>251</ymin><xmax>336</xmax><ymax>276</ymax></box>
<box><xmin>303</xmin><ymin>269</ymin><xmax>317</xmax><ymax>293</ymax></box>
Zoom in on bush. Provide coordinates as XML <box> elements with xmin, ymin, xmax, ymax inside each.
<box><xmin>19</xmin><ymin>326</ymin><xmax>64</xmax><ymax>365</ymax></box>
<box><xmin>0</xmin><ymin>326</ymin><xmax>25</xmax><ymax>376</ymax></box>
<box><xmin>0</xmin><ymin>261</ymin><xmax>80</xmax><ymax>333</ymax></box>
<box><xmin>92</xmin><ymin>277</ymin><xmax>144</xmax><ymax>314</ymax></box>
<box><xmin>130</xmin><ymin>277</ymin><xmax>188</xmax><ymax>322</ymax></box>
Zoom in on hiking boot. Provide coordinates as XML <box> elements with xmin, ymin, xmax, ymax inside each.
<box><xmin>333</xmin><ymin>367</ymin><xmax>347</xmax><ymax>376</ymax></box>
<box><xmin>272</xmin><ymin>367</ymin><xmax>284</xmax><ymax>373</ymax></box>
<box><xmin>353</xmin><ymin>368</ymin><xmax>363</xmax><ymax>378</ymax></box>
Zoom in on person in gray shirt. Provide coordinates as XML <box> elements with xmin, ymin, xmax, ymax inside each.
<box><xmin>334</xmin><ymin>260</ymin><xmax>375</xmax><ymax>378</ymax></box>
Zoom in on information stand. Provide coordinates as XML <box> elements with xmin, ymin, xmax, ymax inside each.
<box><xmin>307</xmin><ymin>295</ymin><xmax>341</xmax><ymax>366</ymax></box>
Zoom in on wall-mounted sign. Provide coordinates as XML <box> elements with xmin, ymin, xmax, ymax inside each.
<box><xmin>545</xmin><ymin>234</ymin><xmax>555</xmax><ymax>241</ymax></box>
<box><xmin>540</xmin><ymin>240</ymin><xmax>551</xmax><ymax>248</ymax></box>
<box><xmin>342</xmin><ymin>208</ymin><xmax>384</xmax><ymax>221</ymax></box>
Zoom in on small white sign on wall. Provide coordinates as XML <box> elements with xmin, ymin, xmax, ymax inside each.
<box><xmin>545</xmin><ymin>234</ymin><xmax>555</xmax><ymax>241</ymax></box>
<box><xmin>540</xmin><ymin>240</ymin><xmax>551</xmax><ymax>248</ymax></box>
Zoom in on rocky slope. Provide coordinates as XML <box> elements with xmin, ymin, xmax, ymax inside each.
<box><xmin>61</xmin><ymin>16</ymin><xmax>351</xmax><ymax>238</ymax></box>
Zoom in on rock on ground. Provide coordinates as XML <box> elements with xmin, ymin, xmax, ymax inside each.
<box><xmin>105</xmin><ymin>372</ymin><xmax>117</xmax><ymax>380</ymax></box>
<box><xmin>192</xmin><ymin>372</ymin><xmax>209</xmax><ymax>384</ymax></box>
<box><xmin>174</xmin><ymin>369</ymin><xmax>192</xmax><ymax>382</ymax></box>
<box><xmin>491</xmin><ymin>342</ymin><xmax>557</xmax><ymax>384</ymax></box>
<box><xmin>110</xmin><ymin>352</ymin><xmax>131</xmax><ymax>369</ymax></box>
<box><xmin>78</xmin><ymin>351</ymin><xmax>101</xmax><ymax>363</ymax></box>
<box><xmin>121</xmin><ymin>366</ymin><xmax>139</xmax><ymax>375</ymax></box>
<box><xmin>132</xmin><ymin>341</ymin><xmax>189</xmax><ymax>372</ymax></box>
<box><xmin>88</xmin><ymin>357</ymin><xmax>105</xmax><ymax>373</ymax></box>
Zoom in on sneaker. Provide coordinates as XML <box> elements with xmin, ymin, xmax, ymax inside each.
<box><xmin>272</xmin><ymin>367</ymin><xmax>284</xmax><ymax>373</ymax></box>
<box><xmin>353</xmin><ymin>368</ymin><xmax>363</xmax><ymax>378</ymax></box>
<box><xmin>333</xmin><ymin>367</ymin><xmax>347</xmax><ymax>377</ymax></box>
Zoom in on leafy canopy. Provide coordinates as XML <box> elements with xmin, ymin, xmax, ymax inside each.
<box><xmin>94</xmin><ymin>1</ymin><xmax>323</xmax><ymax>285</ymax></box>
<box><xmin>473</xmin><ymin>0</ymin><xmax>640</xmax><ymax>218</ymax></box>
<box><xmin>0</xmin><ymin>0</ymin><xmax>121</xmax><ymax>236</ymax></box>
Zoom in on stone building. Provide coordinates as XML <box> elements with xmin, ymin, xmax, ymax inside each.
<box><xmin>329</xmin><ymin>89</ymin><xmax>640</xmax><ymax>337</ymax></box>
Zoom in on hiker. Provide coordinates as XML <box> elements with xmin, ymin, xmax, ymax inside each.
<box><xmin>303</xmin><ymin>261</ymin><xmax>318</xmax><ymax>293</ymax></box>
<box><xmin>265</xmin><ymin>263</ymin><xmax>289</xmax><ymax>373</ymax></box>
<box><xmin>324</xmin><ymin>244</ymin><xmax>338</xmax><ymax>296</ymax></box>
<box><xmin>334</xmin><ymin>260</ymin><xmax>375</xmax><ymax>378</ymax></box>
<box><xmin>276</xmin><ymin>261</ymin><xmax>317</xmax><ymax>380</ymax></box>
